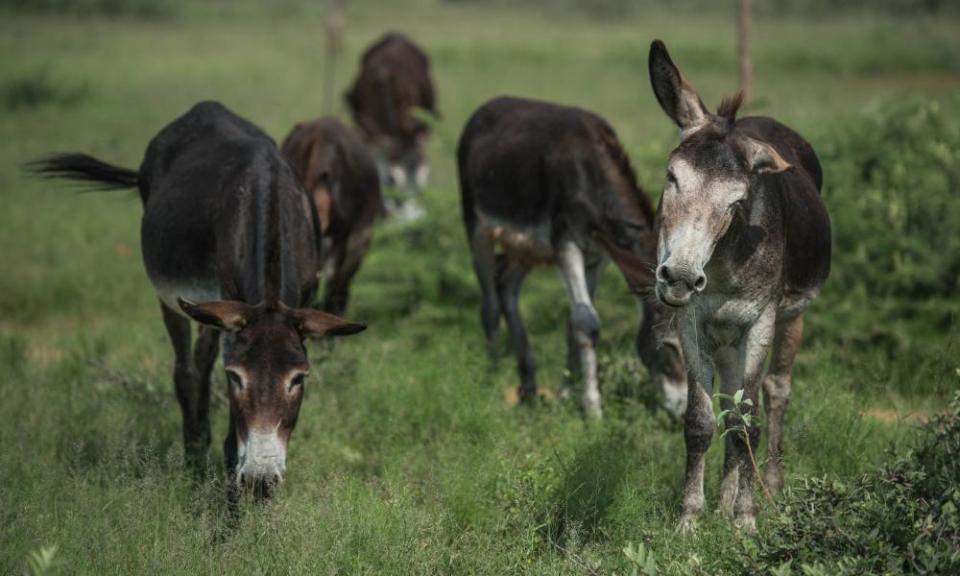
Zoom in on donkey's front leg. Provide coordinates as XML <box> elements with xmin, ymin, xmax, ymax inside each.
<box><xmin>731</xmin><ymin>307</ymin><xmax>776</xmax><ymax>530</ymax></box>
<box><xmin>716</xmin><ymin>345</ymin><xmax>744</xmax><ymax>516</ymax></box>
<box><xmin>677</xmin><ymin>325</ymin><xmax>715</xmax><ymax>531</ymax></box>
<box><xmin>193</xmin><ymin>325</ymin><xmax>220</xmax><ymax>459</ymax></box>
<box><xmin>160</xmin><ymin>302</ymin><xmax>203</xmax><ymax>466</ymax></box>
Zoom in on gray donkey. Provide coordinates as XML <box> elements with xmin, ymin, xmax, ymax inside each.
<box><xmin>648</xmin><ymin>41</ymin><xmax>831</xmax><ymax>530</ymax></box>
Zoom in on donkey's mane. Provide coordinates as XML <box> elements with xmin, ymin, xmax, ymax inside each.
<box><xmin>716</xmin><ymin>92</ymin><xmax>744</xmax><ymax>125</ymax></box>
<box><xmin>599</xmin><ymin>128</ymin><xmax>656</xmax><ymax>227</ymax></box>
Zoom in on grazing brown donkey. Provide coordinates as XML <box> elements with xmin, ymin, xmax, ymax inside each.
<box><xmin>346</xmin><ymin>32</ymin><xmax>437</xmax><ymax>217</ymax></box>
<box><xmin>282</xmin><ymin>117</ymin><xmax>383</xmax><ymax>316</ymax></box>
<box><xmin>30</xmin><ymin>101</ymin><xmax>366</xmax><ymax>496</ymax></box>
<box><xmin>648</xmin><ymin>41</ymin><xmax>831</xmax><ymax>530</ymax></box>
<box><xmin>458</xmin><ymin>96</ymin><xmax>686</xmax><ymax>419</ymax></box>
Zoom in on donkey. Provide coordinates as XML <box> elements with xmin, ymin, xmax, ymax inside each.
<box><xmin>281</xmin><ymin>117</ymin><xmax>383</xmax><ymax>316</ymax></box>
<box><xmin>647</xmin><ymin>41</ymin><xmax>831</xmax><ymax>529</ymax></box>
<box><xmin>29</xmin><ymin>101</ymin><xmax>366</xmax><ymax>495</ymax></box>
<box><xmin>458</xmin><ymin>96</ymin><xmax>686</xmax><ymax>419</ymax></box>
<box><xmin>346</xmin><ymin>32</ymin><xmax>437</xmax><ymax>218</ymax></box>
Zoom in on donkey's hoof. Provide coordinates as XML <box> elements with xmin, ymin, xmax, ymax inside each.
<box><xmin>583</xmin><ymin>402</ymin><xmax>603</xmax><ymax>420</ymax></box>
<box><xmin>763</xmin><ymin>466</ymin><xmax>784</xmax><ymax>497</ymax></box>
<box><xmin>676</xmin><ymin>514</ymin><xmax>699</xmax><ymax>534</ymax></box>
<box><xmin>719</xmin><ymin>473</ymin><xmax>740</xmax><ymax>516</ymax></box>
<box><xmin>734</xmin><ymin>513</ymin><xmax>757</xmax><ymax>532</ymax></box>
<box><xmin>517</xmin><ymin>387</ymin><xmax>540</xmax><ymax>407</ymax></box>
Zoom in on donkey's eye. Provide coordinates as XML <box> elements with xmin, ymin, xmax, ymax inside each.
<box><xmin>226</xmin><ymin>370</ymin><xmax>244</xmax><ymax>391</ymax></box>
<box><xmin>666</xmin><ymin>171</ymin><xmax>678</xmax><ymax>187</ymax></box>
<box><xmin>289</xmin><ymin>373</ymin><xmax>307</xmax><ymax>390</ymax></box>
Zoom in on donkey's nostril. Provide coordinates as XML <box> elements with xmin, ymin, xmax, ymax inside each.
<box><xmin>656</xmin><ymin>265</ymin><xmax>673</xmax><ymax>284</ymax></box>
<box><xmin>693</xmin><ymin>274</ymin><xmax>707</xmax><ymax>292</ymax></box>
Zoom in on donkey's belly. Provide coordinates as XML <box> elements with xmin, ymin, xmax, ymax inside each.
<box><xmin>475</xmin><ymin>211</ymin><xmax>555</xmax><ymax>267</ymax></box>
<box><xmin>141</xmin><ymin>198</ymin><xmax>222</xmax><ymax>318</ymax></box>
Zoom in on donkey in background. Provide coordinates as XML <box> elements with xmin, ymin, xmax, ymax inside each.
<box><xmin>648</xmin><ymin>41</ymin><xmax>831</xmax><ymax>529</ymax></box>
<box><xmin>458</xmin><ymin>96</ymin><xmax>686</xmax><ymax>419</ymax></box>
<box><xmin>282</xmin><ymin>117</ymin><xmax>383</xmax><ymax>316</ymax></box>
<box><xmin>346</xmin><ymin>32</ymin><xmax>437</xmax><ymax>219</ymax></box>
<box><xmin>30</xmin><ymin>101</ymin><xmax>366</xmax><ymax>496</ymax></box>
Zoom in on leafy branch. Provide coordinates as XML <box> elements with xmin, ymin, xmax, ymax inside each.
<box><xmin>717</xmin><ymin>390</ymin><xmax>777</xmax><ymax>510</ymax></box>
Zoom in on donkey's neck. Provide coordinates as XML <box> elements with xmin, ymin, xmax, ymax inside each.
<box><xmin>223</xmin><ymin>166</ymin><xmax>298</xmax><ymax>307</ymax></box>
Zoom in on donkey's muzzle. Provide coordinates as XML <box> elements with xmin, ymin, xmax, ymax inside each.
<box><xmin>655</xmin><ymin>263</ymin><xmax>706</xmax><ymax>307</ymax></box>
<box><xmin>236</xmin><ymin>430</ymin><xmax>287</xmax><ymax>497</ymax></box>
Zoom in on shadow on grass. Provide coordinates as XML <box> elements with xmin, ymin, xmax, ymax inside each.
<box><xmin>542</xmin><ymin>430</ymin><xmax>630</xmax><ymax>547</ymax></box>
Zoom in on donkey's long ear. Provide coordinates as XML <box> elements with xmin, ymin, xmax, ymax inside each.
<box><xmin>743</xmin><ymin>137</ymin><xmax>792</xmax><ymax>175</ymax></box>
<box><xmin>648</xmin><ymin>40</ymin><xmax>709</xmax><ymax>134</ymax></box>
<box><xmin>178</xmin><ymin>298</ymin><xmax>256</xmax><ymax>332</ymax></box>
<box><xmin>283</xmin><ymin>305</ymin><xmax>367</xmax><ymax>338</ymax></box>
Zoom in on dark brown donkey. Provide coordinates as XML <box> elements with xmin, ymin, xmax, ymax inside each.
<box><xmin>648</xmin><ymin>41</ymin><xmax>831</xmax><ymax>530</ymax></box>
<box><xmin>458</xmin><ymin>96</ymin><xmax>686</xmax><ymax>419</ymax></box>
<box><xmin>29</xmin><ymin>101</ymin><xmax>366</xmax><ymax>494</ymax></box>
<box><xmin>346</xmin><ymin>32</ymin><xmax>437</xmax><ymax>216</ymax></box>
<box><xmin>281</xmin><ymin>117</ymin><xmax>382</xmax><ymax>316</ymax></box>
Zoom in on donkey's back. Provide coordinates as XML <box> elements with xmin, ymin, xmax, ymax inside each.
<box><xmin>139</xmin><ymin>101</ymin><xmax>277</xmax><ymax>200</ymax></box>
<box><xmin>138</xmin><ymin>100</ymin><xmax>318</xmax><ymax>310</ymax></box>
<box><xmin>737</xmin><ymin>115</ymin><xmax>831</xmax><ymax>299</ymax></box>
<box><xmin>459</xmin><ymin>96</ymin><xmax>648</xmax><ymax>239</ymax></box>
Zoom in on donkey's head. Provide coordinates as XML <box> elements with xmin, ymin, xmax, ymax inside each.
<box><xmin>179</xmin><ymin>298</ymin><xmax>365</xmax><ymax>495</ymax></box>
<box><xmin>648</xmin><ymin>40</ymin><xmax>791</xmax><ymax>308</ymax></box>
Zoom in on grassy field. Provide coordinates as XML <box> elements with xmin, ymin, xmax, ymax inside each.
<box><xmin>1</xmin><ymin>1</ymin><xmax>959</xmax><ymax>574</ymax></box>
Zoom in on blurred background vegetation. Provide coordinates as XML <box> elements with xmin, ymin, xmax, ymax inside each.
<box><xmin>1</xmin><ymin>0</ymin><xmax>958</xmax><ymax>574</ymax></box>
<box><xmin>3</xmin><ymin>0</ymin><xmax>960</xmax><ymax>19</ymax></box>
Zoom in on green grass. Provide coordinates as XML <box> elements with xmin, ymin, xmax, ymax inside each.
<box><xmin>1</xmin><ymin>1</ymin><xmax>959</xmax><ymax>574</ymax></box>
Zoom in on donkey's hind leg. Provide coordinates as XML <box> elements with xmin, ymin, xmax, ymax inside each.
<box><xmin>562</xmin><ymin>256</ymin><xmax>604</xmax><ymax>404</ymax></box>
<box><xmin>323</xmin><ymin>228</ymin><xmax>373</xmax><ymax>316</ymax></box>
<box><xmin>762</xmin><ymin>314</ymin><xmax>804</xmax><ymax>495</ymax></box>
<box><xmin>497</xmin><ymin>258</ymin><xmax>535</xmax><ymax>402</ymax></box>
<box><xmin>470</xmin><ymin>231</ymin><xmax>501</xmax><ymax>363</ymax></box>
<box><xmin>160</xmin><ymin>302</ymin><xmax>204</xmax><ymax>465</ymax></box>
<box><xmin>557</xmin><ymin>240</ymin><xmax>602</xmax><ymax>419</ymax></box>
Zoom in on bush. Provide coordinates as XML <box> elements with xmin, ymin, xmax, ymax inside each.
<box><xmin>733</xmin><ymin>392</ymin><xmax>960</xmax><ymax>575</ymax></box>
<box><xmin>824</xmin><ymin>98</ymin><xmax>960</xmax><ymax>301</ymax></box>
<box><xmin>806</xmin><ymin>97</ymin><xmax>960</xmax><ymax>397</ymax></box>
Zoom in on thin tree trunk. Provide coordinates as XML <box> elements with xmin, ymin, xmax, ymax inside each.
<box><xmin>738</xmin><ymin>0</ymin><xmax>753</xmax><ymax>104</ymax></box>
<box><xmin>322</xmin><ymin>0</ymin><xmax>345</xmax><ymax>116</ymax></box>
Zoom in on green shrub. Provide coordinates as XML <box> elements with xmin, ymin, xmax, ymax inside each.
<box><xmin>823</xmin><ymin>98</ymin><xmax>960</xmax><ymax>301</ymax></box>
<box><xmin>806</xmin><ymin>97</ymin><xmax>960</xmax><ymax>396</ymax></box>
<box><xmin>733</xmin><ymin>392</ymin><xmax>960</xmax><ymax>575</ymax></box>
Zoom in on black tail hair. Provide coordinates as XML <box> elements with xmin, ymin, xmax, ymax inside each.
<box><xmin>25</xmin><ymin>153</ymin><xmax>139</xmax><ymax>191</ymax></box>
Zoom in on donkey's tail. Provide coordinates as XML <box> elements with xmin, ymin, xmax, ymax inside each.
<box><xmin>25</xmin><ymin>153</ymin><xmax>139</xmax><ymax>191</ymax></box>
